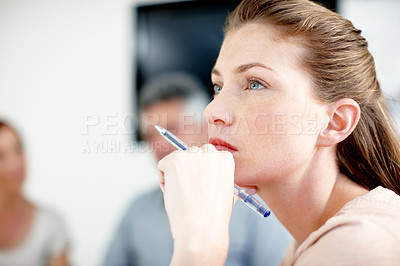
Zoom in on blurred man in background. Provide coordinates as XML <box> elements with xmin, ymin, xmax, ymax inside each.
<box><xmin>102</xmin><ymin>72</ymin><xmax>292</xmax><ymax>266</ymax></box>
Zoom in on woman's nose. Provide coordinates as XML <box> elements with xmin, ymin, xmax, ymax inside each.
<box><xmin>204</xmin><ymin>95</ymin><xmax>234</xmax><ymax>126</ymax></box>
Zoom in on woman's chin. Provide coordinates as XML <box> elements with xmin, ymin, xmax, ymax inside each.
<box><xmin>233</xmin><ymin>174</ymin><xmax>257</xmax><ymax>192</ymax></box>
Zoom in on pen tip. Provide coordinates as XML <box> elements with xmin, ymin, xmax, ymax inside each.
<box><xmin>154</xmin><ymin>124</ymin><xmax>165</xmax><ymax>134</ymax></box>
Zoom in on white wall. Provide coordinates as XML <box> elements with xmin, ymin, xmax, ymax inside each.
<box><xmin>339</xmin><ymin>0</ymin><xmax>400</xmax><ymax>127</ymax></box>
<box><xmin>339</xmin><ymin>0</ymin><xmax>400</xmax><ymax>99</ymax></box>
<box><xmin>0</xmin><ymin>1</ymin><xmax>399</xmax><ymax>266</ymax></box>
<box><xmin>0</xmin><ymin>0</ymin><xmax>165</xmax><ymax>265</ymax></box>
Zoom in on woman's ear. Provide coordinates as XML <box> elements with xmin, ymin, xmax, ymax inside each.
<box><xmin>317</xmin><ymin>98</ymin><xmax>361</xmax><ymax>147</ymax></box>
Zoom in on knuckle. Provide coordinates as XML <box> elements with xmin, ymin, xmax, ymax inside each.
<box><xmin>188</xmin><ymin>146</ymin><xmax>200</xmax><ymax>152</ymax></box>
<box><xmin>202</xmin><ymin>143</ymin><xmax>216</xmax><ymax>152</ymax></box>
<box><xmin>220</xmin><ymin>151</ymin><xmax>235</xmax><ymax>164</ymax></box>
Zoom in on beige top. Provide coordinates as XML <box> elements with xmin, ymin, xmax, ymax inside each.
<box><xmin>0</xmin><ymin>207</ymin><xmax>68</xmax><ymax>266</ymax></box>
<box><xmin>281</xmin><ymin>186</ymin><xmax>400</xmax><ymax>266</ymax></box>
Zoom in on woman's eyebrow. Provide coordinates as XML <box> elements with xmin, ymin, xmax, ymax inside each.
<box><xmin>211</xmin><ymin>62</ymin><xmax>276</xmax><ymax>77</ymax></box>
<box><xmin>211</xmin><ymin>67</ymin><xmax>221</xmax><ymax>76</ymax></box>
<box><xmin>236</xmin><ymin>62</ymin><xmax>276</xmax><ymax>73</ymax></box>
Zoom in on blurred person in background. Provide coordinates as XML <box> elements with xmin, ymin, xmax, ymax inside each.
<box><xmin>0</xmin><ymin>121</ymin><xmax>69</xmax><ymax>266</ymax></box>
<box><xmin>101</xmin><ymin>72</ymin><xmax>292</xmax><ymax>266</ymax></box>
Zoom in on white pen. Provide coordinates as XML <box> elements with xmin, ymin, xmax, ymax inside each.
<box><xmin>154</xmin><ymin>124</ymin><xmax>271</xmax><ymax>218</ymax></box>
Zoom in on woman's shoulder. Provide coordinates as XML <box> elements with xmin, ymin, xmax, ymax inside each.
<box><xmin>317</xmin><ymin>186</ymin><xmax>400</xmax><ymax>246</ymax></box>
<box><xmin>34</xmin><ymin>206</ymin><xmax>69</xmax><ymax>256</ymax></box>
<box><xmin>35</xmin><ymin>206</ymin><xmax>66</xmax><ymax>230</ymax></box>
<box><xmin>340</xmin><ymin>186</ymin><xmax>400</xmax><ymax>213</ymax></box>
<box><xmin>296</xmin><ymin>217</ymin><xmax>400</xmax><ymax>265</ymax></box>
<box><xmin>294</xmin><ymin>187</ymin><xmax>400</xmax><ymax>265</ymax></box>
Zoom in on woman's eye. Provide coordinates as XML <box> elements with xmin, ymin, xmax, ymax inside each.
<box><xmin>213</xmin><ymin>84</ymin><xmax>222</xmax><ymax>95</ymax></box>
<box><xmin>247</xmin><ymin>80</ymin><xmax>265</xmax><ymax>90</ymax></box>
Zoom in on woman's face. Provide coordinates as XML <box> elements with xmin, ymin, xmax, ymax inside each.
<box><xmin>204</xmin><ymin>23</ymin><xmax>327</xmax><ymax>187</ymax></box>
<box><xmin>0</xmin><ymin>127</ymin><xmax>25</xmax><ymax>192</ymax></box>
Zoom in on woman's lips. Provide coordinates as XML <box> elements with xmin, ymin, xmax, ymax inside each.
<box><xmin>209</xmin><ymin>138</ymin><xmax>238</xmax><ymax>153</ymax></box>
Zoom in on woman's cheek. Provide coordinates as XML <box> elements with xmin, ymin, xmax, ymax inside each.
<box><xmin>254</xmin><ymin>113</ymin><xmax>271</xmax><ymax>135</ymax></box>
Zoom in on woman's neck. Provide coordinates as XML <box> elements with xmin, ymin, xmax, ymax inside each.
<box><xmin>0</xmin><ymin>189</ymin><xmax>25</xmax><ymax>212</ymax></box>
<box><xmin>257</xmin><ymin>146</ymin><xmax>369</xmax><ymax>245</ymax></box>
<box><xmin>0</xmin><ymin>191</ymin><xmax>35</xmax><ymax>249</ymax></box>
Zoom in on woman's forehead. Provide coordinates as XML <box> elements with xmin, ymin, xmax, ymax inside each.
<box><xmin>215</xmin><ymin>23</ymin><xmax>304</xmax><ymax>75</ymax></box>
<box><xmin>0</xmin><ymin>127</ymin><xmax>20</xmax><ymax>145</ymax></box>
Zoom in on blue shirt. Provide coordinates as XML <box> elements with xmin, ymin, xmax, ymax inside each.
<box><xmin>102</xmin><ymin>187</ymin><xmax>292</xmax><ymax>266</ymax></box>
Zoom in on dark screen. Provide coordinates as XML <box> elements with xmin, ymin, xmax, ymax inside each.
<box><xmin>135</xmin><ymin>0</ymin><xmax>241</xmax><ymax>97</ymax></box>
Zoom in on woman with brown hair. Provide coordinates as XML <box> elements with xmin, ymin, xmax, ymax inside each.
<box><xmin>0</xmin><ymin>121</ymin><xmax>69</xmax><ymax>266</ymax></box>
<box><xmin>157</xmin><ymin>0</ymin><xmax>400</xmax><ymax>265</ymax></box>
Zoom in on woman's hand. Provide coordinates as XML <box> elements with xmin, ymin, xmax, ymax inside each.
<box><xmin>158</xmin><ymin>144</ymin><xmax>235</xmax><ymax>266</ymax></box>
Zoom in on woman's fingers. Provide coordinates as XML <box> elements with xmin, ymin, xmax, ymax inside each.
<box><xmin>158</xmin><ymin>169</ymin><xmax>165</xmax><ymax>193</ymax></box>
<box><xmin>158</xmin><ymin>149</ymin><xmax>180</xmax><ymax>192</ymax></box>
<box><xmin>157</xmin><ymin>144</ymin><xmax>235</xmax><ymax>238</ymax></box>
<box><xmin>200</xmin><ymin>143</ymin><xmax>217</xmax><ymax>152</ymax></box>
